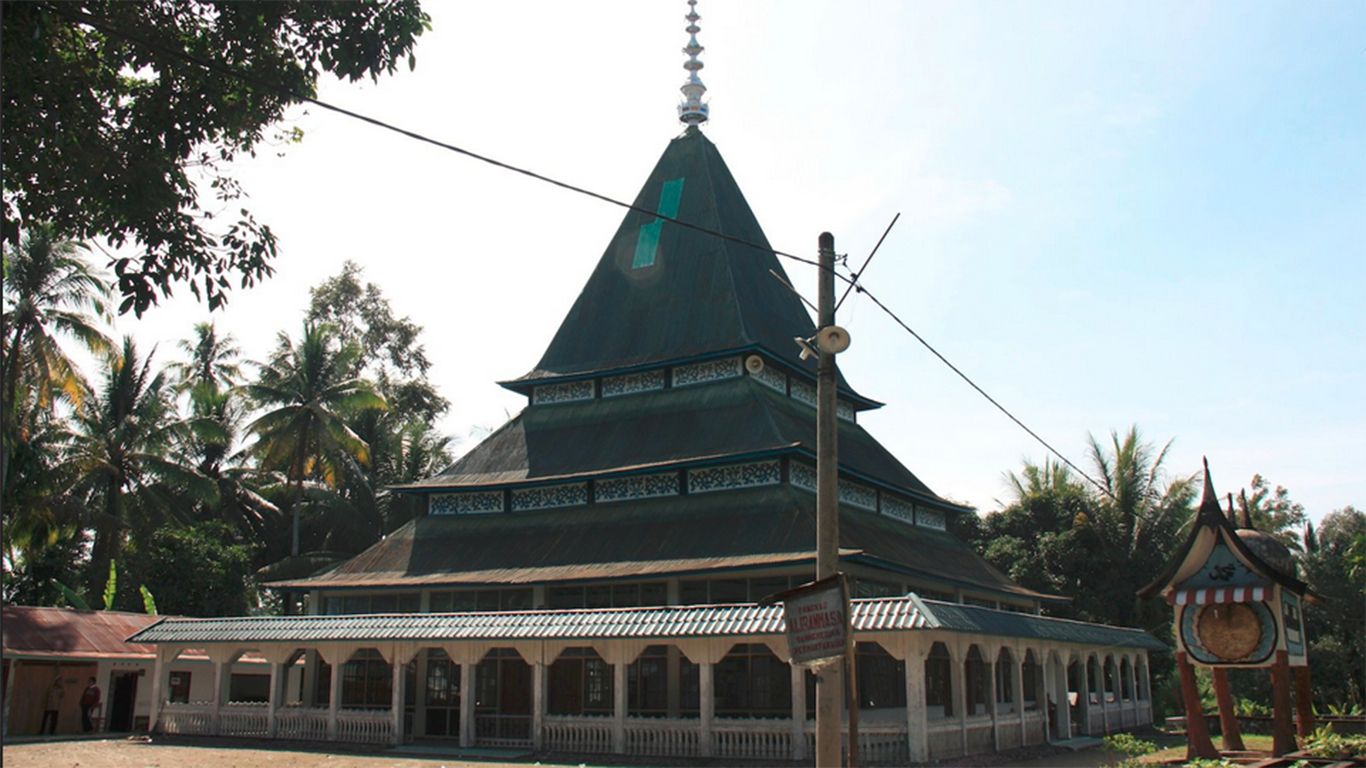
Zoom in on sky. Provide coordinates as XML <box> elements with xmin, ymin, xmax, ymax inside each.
<box><xmin>109</xmin><ymin>0</ymin><xmax>1365</xmax><ymax>522</ymax></box>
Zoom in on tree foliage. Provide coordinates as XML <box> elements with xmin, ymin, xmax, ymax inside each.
<box><xmin>1</xmin><ymin>1</ymin><xmax>429</xmax><ymax>314</ymax></box>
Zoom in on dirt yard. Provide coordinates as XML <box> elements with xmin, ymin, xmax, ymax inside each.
<box><xmin>2</xmin><ymin>737</ymin><xmax>565</xmax><ymax>768</ymax></box>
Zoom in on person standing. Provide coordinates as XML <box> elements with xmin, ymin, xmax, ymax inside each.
<box><xmin>40</xmin><ymin>676</ymin><xmax>64</xmax><ymax>735</ymax></box>
<box><xmin>80</xmin><ymin>676</ymin><xmax>101</xmax><ymax>733</ymax></box>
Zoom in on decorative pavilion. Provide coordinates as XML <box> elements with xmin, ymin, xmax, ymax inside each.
<box><xmin>128</xmin><ymin>3</ymin><xmax>1165</xmax><ymax>761</ymax></box>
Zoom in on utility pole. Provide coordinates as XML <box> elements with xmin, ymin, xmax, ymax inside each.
<box><xmin>815</xmin><ymin>231</ymin><xmax>842</xmax><ymax>767</ymax></box>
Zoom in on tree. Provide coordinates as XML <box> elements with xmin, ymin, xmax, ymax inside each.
<box><xmin>1083</xmin><ymin>426</ymin><xmax>1196</xmax><ymax>629</ymax></box>
<box><xmin>168</xmin><ymin>322</ymin><xmax>278</xmax><ymax>543</ymax></box>
<box><xmin>0</xmin><ymin>224</ymin><xmax>112</xmax><ymax>417</ymax></box>
<box><xmin>244</xmin><ymin>322</ymin><xmax>385</xmax><ymax>560</ymax></box>
<box><xmin>1301</xmin><ymin>506</ymin><xmax>1366</xmax><ymax>709</ymax></box>
<box><xmin>126</xmin><ymin>521</ymin><xmax>255</xmax><ymax>617</ymax></box>
<box><xmin>2</xmin><ymin>2</ymin><xmax>430</xmax><ymax>314</ymax></box>
<box><xmin>1232</xmin><ymin>474</ymin><xmax>1307</xmax><ymax>550</ymax></box>
<box><xmin>59</xmin><ymin>337</ymin><xmax>216</xmax><ymax>596</ymax></box>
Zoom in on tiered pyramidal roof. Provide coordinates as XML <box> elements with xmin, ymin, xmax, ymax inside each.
<box><xmin>278</xmin><ymin>128</ymin><xmax>1049</xmax><ymax>606</ymax></box>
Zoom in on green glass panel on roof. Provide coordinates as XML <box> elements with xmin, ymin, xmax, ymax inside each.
<box><xmin>632</xmin><ymin>177</ymin><xmax>685</xmax><ymax>269</ymax></box>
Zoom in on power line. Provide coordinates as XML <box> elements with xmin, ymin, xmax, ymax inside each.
<box><xmin>54</xmin><ymin>4</ymin><xmax>1110</xmax><ymax>501</ymax></box>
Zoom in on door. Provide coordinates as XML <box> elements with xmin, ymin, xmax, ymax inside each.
<box><xmin>108</xmin><ymin>673</ymin><xmax>138</xmax><ymax>731</ymax></box>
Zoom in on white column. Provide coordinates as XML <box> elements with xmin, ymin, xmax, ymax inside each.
<box><xmin>327</xmin><ymin>658</ymin><xmax>341</xmax><ymax>740</ymax></box>
<box><xmin>699</xmin><ymin>661</ymin><xmax>714</xmax><ymax>758</ymax></box>
<box><xmin>531</xmin><ymin>661</ymin><xmax>545</xmax><ymax>751</ymax></box>
<box><xmin>1015</xmin><ymin>649</ymin><xmax>1028</xmax><ymax>745</ymax></box>
<box><xmin>459</xmin><ymin>661</ymin><xmax>474</xmax><ymax>748</ymax></box>
<box><xmin>390</xmin><ymin>656</ymin><xmax>404</xmax><ymax>745</ymax></box>
<box><xmin>905</xmin><ymin>645</ymin><xmax>929</xmax><ymax>764</ymax></box>
<box><xmin>988</xmin><ymin>646</ymin><xmax>1000</xmax><ymax>752</ymax></box>
<box><xmin>613</xmin><ymin>660</ymin><xmax>627</xmax><ymax>753</ymax></box>
<box><xmin>790</xmin><ymin>663</ymin><xmax>806</xmax><ymax>761</ymax></box>
<box><xmin>211</xmin><ymin>654</ymin><xmax>228</xmax><ymax>736</ymax></box>
<box><xmin>148</xmin><ymin>648</ymin><xmax>174</xmax><ymax>733</ymax></box>
<box><xmin>953</xmin><ymin>640</ymin><xmax>967</xmax><ymax>755</ymax></box>
<box><xmin>1054</xmin><ymin>652</ymin><xmax>1071</xmax><ymax>740</ymax></box>
<box><xmin>267</xmin><ymin>659</ymin><xmax>282</xmax><ymax>738</ymax></box>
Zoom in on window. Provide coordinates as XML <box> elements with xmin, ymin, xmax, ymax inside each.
<box><xmin>1136</xmin><ymin>657</ymin><xmax>1149</xmax><ymax>701</ymax></box>
<box><xmin>925</xmin><ymin>643</ymin><xmax>953</xmax><ymax>718</ymax></box>
<box><xmin>169</xmin><ymin>671</ymin><xmax>192</xmax><ymax>703</ymax></box>
<box><xmin>549</xmin><ymin>648</ymin><xmax>613</xmax><ymax>716</ymax></box>
<box><xmin>547</xmin><ymin>583</ymin><xmax>667</xmax><ymax>609</ymax></box>
<box><xmin>677</xmin><ymin>576</ymin><xmax>803</xmax><ymax>605</ymax></box>
<box><xmin>1120</xmin><ymin>657</ymin><xmax>1133</xmax><ymax>701</ymax></box>
<box><xmin>1087</xmin><ymin>656</ymin><xmax>1102</xmax><ymax>704</ymax></box>
<box><xmin>429</xmin><ymin>588</ymin><xmax>531</xmax><ymax>612</ymax></box>
<box><xmin>714</xmin><ymin>644</ymin><xmax>790</xmax><ymax>718</ymax></box>
<box><xmin>1103</xmin><ymin>656</ymin><xmax>1116</xmax><ymax>703</ymax></box>
<box><xmin>856</xmin><ymin>643</ymin><xmax>905</xmax><ymax>709</ymax></box>
<box><xmin>341</xmin><ymin>649</ymin><xmax>392</xmax><ymax>708</ymax></box>
<box><xmin>854</xmin><ymin>579</ymin><xmax>903</xmax><ymax>599</ymax></box>
<box><xmin>325</xmin><ymin>593</ymin><xmax>420</xmax><ymax>615</ymax></box>
<box><xmin>964</xmin><ymin>645</ymin><xmax>989</xmax><ymax>716</ymax></box>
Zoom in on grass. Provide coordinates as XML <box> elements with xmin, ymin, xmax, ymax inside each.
<box><xmin>1142</xmin><ymin>734</ymin><xmax>1277</xmax><ymax>763</ymax></box>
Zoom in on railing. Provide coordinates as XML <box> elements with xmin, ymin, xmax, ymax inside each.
<box><xmin>624</xmin><ymin>717</ymin><xmax>700</xmax><ymax>758</ymax></box>
<box><xmin>160</xmin><ymin>702</ymin><xmax>213</xmax><ymax>735</ymax></box>
<box><xmin>927</xmin><ymin>718</ymin><xmax>962</xmax><ymax>760</ymax></box>
<box><xmin>336</xmin><ymin>708</ymin><xmax>392</xmax><ymax>743</ymax></box>
<box><xmin>275</xmin><ymin>706</ymin><xmax>329</xmax><ymax>741</ymax></box>
<box><xmin>544</xmin><ymin>715</ymin><xmax>613</xmax><ymax>754</ymax></box>
<box><xmin>857</xmin><ymin>722</ymin><xmax>910</xmax><ymax>765</ymax></box>
<box><xmin>964</xmin><ymin>716</ymin><xmax>994</xmax><ymax>754</ymax></box>
<box><xmin>475</xmin><ymin>714</ymin><xmax>531</xmax><ymax>747</ymax></box>
<box><xmin>713</xmin><ymin>717</ymin><xmax>790</xmax><ymax>762</ymax></box>
<box><xmin>220</xmin><ymin>703</ymin><xmax>269</xmax><ymax>737</ymax></box>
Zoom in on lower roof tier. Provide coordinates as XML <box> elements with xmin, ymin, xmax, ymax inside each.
<box><xmin>270</xmin><ymin>485</ymin><xmax>1055</xmax><ymax>604</ymax></box>
<box><xmin>401</xmin><ymin>375</ymin><xmax>952</xmax><ymax>510</ymax></box>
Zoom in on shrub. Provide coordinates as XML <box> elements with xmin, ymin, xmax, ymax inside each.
<box><xmin>1304</xmin><ymin>724</ymin><xmax>1366</xmax><ymax>759</ymax></box>
<box><xmin>1103</xmin><ymin>732</ymin><xmax>1159</xmax><ymax>757</ymax></box>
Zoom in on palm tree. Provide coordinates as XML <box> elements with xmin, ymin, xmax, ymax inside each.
<box><xmin>1</xmin><ymin>224</ymin><xmax>111</xmax><ymax>416</ymax></box>
<box><xmin>244</xmin><ymin>322</ymin><xmax>385</xmax><ymax>559</ymax></box>
<box><xmin>60</xmin><ymin>337</ymin><xmax>217</xmax><ymax>597</ymax></box>
<box><xmin>1084</xmin><ymin>426</ymin><xmax>1197</xmax><ymax>626</ymax></box>
<box><xmin>167</xmin><ymin>323</ymin><xmax>278</xmax><ymax>544</ymax></box>
<box><xmin>167</xmin><ymin>321</ymin><xmax>243</xmax><ymax>395</ymax></box>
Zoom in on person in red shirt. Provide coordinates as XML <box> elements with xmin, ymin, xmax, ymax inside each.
<box><xmin>80</xmin><ymin>677</ymin><xmax>101</xmax><ymax>733</ymax></box>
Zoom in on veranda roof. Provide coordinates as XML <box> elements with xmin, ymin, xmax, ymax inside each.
<box><xmin>127</xmin><ymin>596</ymin><xmax>1166</xmax><ymax>652</ymax></box>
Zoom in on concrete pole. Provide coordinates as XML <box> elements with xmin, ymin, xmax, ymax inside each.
<box><xmin>613</xmin><ymin>660</ymin><xmax>627</xmax><ymax>753</ymax></box>
<box><xmin>327</xmin><ymin>660</ymin><xmax>341</xmax><ymax>741</ymax></box>
<box><xmin>267</xmin><ymin>660</ymin><xmax>281</xmax><ymax>738</ymax></box>
<box><xmin>699</xmin><ymin>661</ymin><xmax>715</xmax><ymax>758</ymax></box>
<box><xmin>211</xmin><ymin>657</ymin><xmax>227</xmax><ymax>736</ymax></box>
<box><xmin>790</xmin><ymin>663</ymin><xmax>807</xmax><ymax>761</ymax></box>
<box><xmin>459</xmin><ymin>662</ymin><xmax>474</xmax><ymax>748</ymax></box>
<box><xmin>532</xmin><ymin>662</ymin><xmax>545</xmax><ymax>751</ymax></box>
<box><xmin>390</xmin><ymin>656</ymin><xmax>404</xmax><ymax>745</ymax></box>
<box><xmin>815</xmin><ymin>231</ymin><xmax>843</xmax><ymax>767</ymax></box>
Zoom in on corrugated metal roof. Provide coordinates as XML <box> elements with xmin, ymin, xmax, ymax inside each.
<box><xmin>3</xmin><ymin>606</ymin><xmax>164</xmax><ymax>658</ymax></box>
<box><xmin>917</xmin><ymin>599</ymin><xmax>1168</xmax><ymax>651</ymax></box>
<box><xmin>127</xmin><ymin>596</ymin><xmax>1160</xmax><ymax>652</ymax></box>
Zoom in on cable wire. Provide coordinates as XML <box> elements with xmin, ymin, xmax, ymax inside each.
<box><xmin>55</xmin><ymin>4</ymin><xmax>1110</xmax><ymax>500</ymax></box>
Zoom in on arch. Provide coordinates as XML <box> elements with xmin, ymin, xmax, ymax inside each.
<box><xmin>856</xmin><ymin>641</ymin><xmax>906</xmax><ymax>710</ymax></box>
<box><xmin>964</xmin><ymin>644</ymin><xmax>989</xmax><ymax>717</ymax></box>
<box><xmin>1120</xmin><ymin>657</ymin><xmax>1133</xmax><ymax>701</ymax></box>
<box><xmin>994</xmin><ymin>648</ymin><xmax>1015</xmax><ymax>712</ymax></box>
<box><xmin>549</xmin><ymin>646</ymin><xmax>613</xmax><ymax>716</ymax></box>
<box><xmin>925</xmin><ymin>641</ymin><xmax>954</xmax><ymax>719</ymax></box>
<box><xmin>1135</xmin><ymin>655</ymin><xmax>1150</xmax><ymax>701</ymax></box>
<box><xmin>1021</xmin><ymin>649</ymin><xmax>1040</xmax><ymax>710</ymax></box>
<box><xmin>1087</xmin><ymin>654</ymin><xmax>1102</xmax><ymax>705</ymax></box>
<box><xmin>714</xmin><ymin>643</ymin><xmax>790</xmax><ymax>718</ymax></box>
<box><xmin>1103</xmin><ymin>655</ymin><xmax>1117</xmax><ymax>703</ymax></box>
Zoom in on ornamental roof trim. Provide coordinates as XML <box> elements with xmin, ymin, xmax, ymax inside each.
<box><xmin>127</xmin><ymin>595</ymin><xmax>1165</xmax><ymax>651</ymax></box>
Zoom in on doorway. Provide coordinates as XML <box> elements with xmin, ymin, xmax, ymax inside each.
<box><xmin>108</xmin><ymin>672</ymin><xmax>139</xmax><ymax>732</ymax></box>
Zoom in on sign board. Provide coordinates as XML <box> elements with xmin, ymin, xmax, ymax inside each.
<box><xmin>781</xmin><ymin>576</ymin><xmax>849</xmax><ymax>665</ymax></box>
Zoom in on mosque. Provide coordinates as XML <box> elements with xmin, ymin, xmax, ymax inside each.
<box><xmin>131</xmin><ymin>3</ymin><xmax>1163</xmax><ymax>761</ymax></box>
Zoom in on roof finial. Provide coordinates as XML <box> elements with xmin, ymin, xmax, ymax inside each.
<box><xmin>678</xmin><ymin>0</ymin><xmax>709</xmax><ymax>126</ymax></box>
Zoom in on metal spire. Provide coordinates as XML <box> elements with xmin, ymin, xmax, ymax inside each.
<box><xmin>678</xmin><ymin>0</ymin><xmax>709</xmax><ymax>126</ymax></box>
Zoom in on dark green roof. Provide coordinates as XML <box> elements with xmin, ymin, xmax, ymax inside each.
<box><xmin>272</xmin><ymin>485</ymin><xmax>1047</xmax><ymax>603</ymax></box>
<box><xmin>917</xmin><ymin>598</ymin><xmax>1169</xmax><ymax>652</ymax></box>
<box><xmin>403</xmin><ymin>377</ymin><xmax>944</xmax><ymax>504</ymax></box>
<box><xmin>503</xmin><ymin>127</ymin><xmax>866</xmax><ymax>403</ymax></box>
